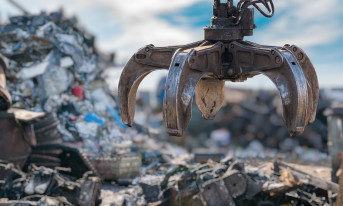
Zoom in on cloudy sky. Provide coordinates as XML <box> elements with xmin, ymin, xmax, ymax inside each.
<box><xmin>1</xmin><ymin>0</ymin><xmax>343</xmax><ymax>89</ymax></box>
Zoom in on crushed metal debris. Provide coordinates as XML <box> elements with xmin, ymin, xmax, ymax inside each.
<box><xmin>0</xmin><ymin>163</ymin><xmax>101</xmax><ymax>205</ymax></box>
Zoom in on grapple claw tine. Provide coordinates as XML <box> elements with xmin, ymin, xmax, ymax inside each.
<box><xmin>284</xmin><ymin>45</ymin><xmax>319</xmax><ymax>124</ymax></box>
<box><xmin>118</xmin><ymin>56</ymin><xmax>166</xmax><ymax>127</ymax></box>
<box><xmin>195</xmin><ymin>79</ymin><xmax>225</xmax><ymax>120</ymax></box>
<box><xmin>163</xmin><ymin>50</ymin><xmax>208</xmax><ymax>136</ymax></box>
<box><xmin>261</xmin><ymin>50</ymin><xmax>308</xmax><ymax>136</ymax></box>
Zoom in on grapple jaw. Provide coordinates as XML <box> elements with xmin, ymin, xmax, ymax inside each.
<box><xmin>118</xmin><ymin>0</ymin><xmax>319</xmax><ymax>137</ymax></box>
<box><xmin>118</xmin><ymin>41</ymin><xmax>205</xmax><ymax>126</ymax></box>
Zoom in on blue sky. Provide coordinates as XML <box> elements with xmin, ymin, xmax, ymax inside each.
<box><xmin>1</xmin><ymin>0</ymin><xmax>343</xmax><ymax>89</ymax></box>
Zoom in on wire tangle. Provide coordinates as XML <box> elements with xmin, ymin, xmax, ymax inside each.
<box><xmin>235</xmin><ymin>0</ymin><xmax>274</xmax><ymax>24</ymax></box>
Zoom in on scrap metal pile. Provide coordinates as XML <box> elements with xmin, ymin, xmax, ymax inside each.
<box><xmin>0</xmin><ymin>10</ymin><xmax>136</xmax><ymax>160</ymax></box>
<box><xmin>185</xmin><ymin>88</ymin><xmax>330</xmax><ymax>161</ymax></box>
<box><xmin>157</xmin><ymin>159</ymin><xmax>338</xmax><ymax>205</ymax></box>
<box><xmin>0</xmin><ymin>8</ymin><xmax>148</xmax><ymax>205</ymax></box>
<box><xmin>99</xmin><ymin>156</ymin><xmax>339</xmax><ymax>206</ymax></box>
<box><xmin>0</xmin><ymin>163</ymin><xmax>101</xmax><ymax>205</ymax></box>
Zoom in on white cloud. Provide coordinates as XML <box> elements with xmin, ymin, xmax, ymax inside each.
<box><xmin>81</xmin><ymin>0</ymin><xmax>201</xmax><ymax>17</ymax></box>
<box><xmin>252</xmin><ymin>0</ymin><xmax>343</xmax><ymax>48</ymax></box>
<box><xmin>83</xmin><ymin>0</ymin><xmax>206</xmax><ymax>63</ymax></box>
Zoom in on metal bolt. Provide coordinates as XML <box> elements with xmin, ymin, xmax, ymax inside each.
<box><xmin>293</xmin><ymin>47</ymin><xmax>297</xmax><ymax>52</ymax></box>
<box><xmin>297</xmin><ymin>52</ymin><xmax>304</xmax><ymax>61</ymax></box>
<box><xmin>145</xmin><ymin>47</ymin><xmax>150</xmax><ymax>52</ymax></box>
<box><xmin>275</xmin><ymin>56</ymin><xmax>281</xmax><ymax>64</ymax></box>
<box><xmin>136</xmin><ymin>54</ymin><xmax>146</xmax><ymax>59</ymax></box>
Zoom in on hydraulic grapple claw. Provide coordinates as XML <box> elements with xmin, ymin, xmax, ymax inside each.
<box><xmin>119</xmin><ymin>55</ymin><xmax>164</xmax><ymax>126</ymax></box>
<box><xmin>163</xmin><ymin>50</ymin><xmax>208</xmax><ymax>136</ymax></box>
<box><xmin>283</xmin><ymin>44</ymin><xmax>319</xmax><ymax>124</ymax></box>
<box><xmin>119</xmin><ymin>41</ymin><xmax>205</xmax><ymax>126</ymax></box>
<box><xmin>261</xmin><ymin>50</ymin><xmax>309</xmax><ymax>136</ymax></box>
<box><xmin>118</xmin><ymin>0</ymin><xmax>319</xmax><ymax>137</ymax></box>
<box><xmin>195</xmin><ymin>79</ymin><xmax>225</xmax><ymax>120</ymax></box>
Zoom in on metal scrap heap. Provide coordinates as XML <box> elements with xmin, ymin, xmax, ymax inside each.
<box><xmin>136</xmin><ymin>159</ymin><xmax>338</xmax><ymax>206</ymax></box>
<box><xmin>0</xmin><ymin>163</ymin><xmax>101</xmax><ymax>205</ymax></box>
<box><xmin>0</xmin><ymin>10</ymin><xmax>134</xmax><ymax>162</ymax></box>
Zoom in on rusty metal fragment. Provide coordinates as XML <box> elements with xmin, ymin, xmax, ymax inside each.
<box><xmin>157</xmin><ymin>158</ymin><xmax>337</xmax><ymax>206</ymax></box>
<box><xmin>89</xmin><ymin>152</ymin><xmax>141</xmax><ymax>181</ymax></box>
<box><xmin>277</xmin><ymin>161</ymin><xmax>339</xmax><ymax>193</ymax></box>
<box><xmin>118</xmin><ymin>0</ymin><xmax>319</xmax><ymax>137</ymax></box>
<box><xmin>201</xmin><ymin>179</ymin><xmax>236</xmax><ymax>206</ymax></box>
<box><xmin>0</xmin><ymin>163</ymin><xmax>102</xmax><ymax>205</ymax></box>
<box><xmin>223</xmin><ymin>170</ymin><xmax>247</xmax><ymax>198</ymax></box>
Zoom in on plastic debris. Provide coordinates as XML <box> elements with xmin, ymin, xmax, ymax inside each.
<box><xmin>71</xmin><ymin>85</ymin><xmax>84</xmax><ymax>100</ymax></box>
<box><xmin>84</xmin><ymin>112</ymin><xmax>105</xmax><ymax>126</ymax></box>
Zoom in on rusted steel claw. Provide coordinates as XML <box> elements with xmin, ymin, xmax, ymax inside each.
<box><xmin>118</xmin><ymin>0</ymin><xmax>319</xmax><ymax>137</ymax></box>
<box><xmin>118</xmin><ymin>41</ymin><xmax>204</xmax><ymax>126</ymax></box>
